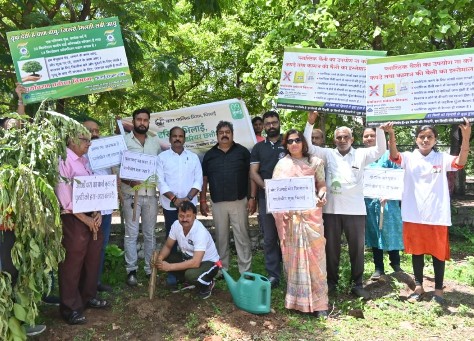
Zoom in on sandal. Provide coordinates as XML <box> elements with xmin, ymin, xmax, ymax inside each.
<box><xmin>432</xmin><ymin>295</ymin><xmax>447</xmax><ymax>305</ymax></box>
<box><xmin>87</xmin><ymin>298</ymin><xmax>109</xmax><ymax>309</ymax></box>
<box><xmin>65</xmin><ymin>311</ymin><xmax>86</xmax><ymax>325</ymax></box>
<box><xmin>407</xmin><ymin>291</ymin><xmax>425</xmax><ymax>303</ymax></box>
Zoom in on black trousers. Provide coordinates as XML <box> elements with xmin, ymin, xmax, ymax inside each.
<box><xmin>323</xmin><ymin>214</ymin><xmax>366</xmax><ymax>287</ymax></box>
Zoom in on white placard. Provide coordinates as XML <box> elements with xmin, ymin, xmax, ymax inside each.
<box><xmin>265</xmin><ymin>176</ymin><xmax>316</xmax><ymax>213</ymax></box>
<box><xmin>119</xmin><ymin>150</ymin><xmax>157</xmax><ymax>181</ymax></box>
<box><xmin>363</xmin><ymin>168</ymin><xmax>405</xmax><ymax>200</ymax></box>
<box><xmin>72</xmin><ymin>175</ymin><xmax>118</xmax><ymax>213</ymax></box>
<box><xmin>88</xmin><ymin>135</ymin><xmax>127</xmax><ymax>170</ymax></box>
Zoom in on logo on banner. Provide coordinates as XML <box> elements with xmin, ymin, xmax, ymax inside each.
<box><xmin>17</xmin><ymin>42</ymin><xmax>30</xmax><ymax>59</ymax></box>
<box><xmin>104</xmin><ymin>30</ymin><xmax>116</xmax><ymax>46</ymax></box>
<box><xmin>229</xmin><ymin>103</ymin><xmax>244</xmax><ymax>120</ymax></box>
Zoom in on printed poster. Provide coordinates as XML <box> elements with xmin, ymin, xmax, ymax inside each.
<box><xmin>366</xmin><ymin>48</ymin><xmax>474</xmax><ymax>126</ymax></box>
<box><xmin>121</xmin><ymin>99</ymin><xmax>256</xmax><ymax>159</ymax></box>
<box><xmin>7</xmin><ymin>17</ymin><xmax>133</xmax><ymax>104</ymax></box>
<box><xmin>277</xmin><ymin>47</ymin><xmax>386</xmax><ymax>115</ymax></box>
<box><xmin>363</xmin><ymin>168</ymin><xmax>404</xmax><ymax>200</ymax></box>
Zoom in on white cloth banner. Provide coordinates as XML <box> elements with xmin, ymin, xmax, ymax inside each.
<box><xmin>88</xmin><ymin>135</ymin><xmax>127</xmax><ymax>170</ymax></box>
<box><xmin>121</xmin><ymin>99</ymin><xmax>256</xmax><ymax>159</ymax></box>
<box><xmin>363</xmin><ymin>168</ymin><xmax>405</xmax><ymax>200</ymax></box>
<box><xmin>72</xmin><ymin>175</ymin><xmax>118</xmax><ymax>213</ymax></box>
<box><xmin>119</xmin><ymin>150</ymin><xmax>157</xmax><ymax>181</ymax></box>
<box><xmin>265</xmin><ymin>176</ymin><xmax>316</xmax><ymax>213</ymax></box>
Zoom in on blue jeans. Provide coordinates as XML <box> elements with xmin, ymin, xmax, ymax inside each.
<box><xmin>98</xmin><ymin>214</ymin><xmax>112</xmax><ymax>283</ymax></box>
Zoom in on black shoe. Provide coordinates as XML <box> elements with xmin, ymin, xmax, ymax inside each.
<box><xmin>313</xmin><ymin>310</ymin><xmax>328</xmax><ymax>319</ymax></box>
<box><xmin>87</xmin><ymin>298</ymin><xmax>110</xmax><ymax>309</ymax></box>
<box><xmin>42</xmin><ymin>295</ymin><xmax>60</xmax><ymax>306</ymax></box>
<box><xmin>199</xmin><ymin>280</ymin><xmax>215</xmax><ymax>299</ymax></box>
<box><xmin>351</xmin><ymin>286</ymin><xmax>370</xmax><ymax>300</ymax></box>
<box><xmin>64</xmin><ymin>311</ymin><xmax>86</xmax><ymax>325</ymax></box>
<box><xmin>268</xmin><ymin>276</ymin><xmax>279</xmax><ymax>289</ymax></box>
<box><xmin>126</xmin><ymin>270</ymin><xmax>138</xmax><ymax>287</ymax></box>
<box><xmin>370</xmin><ymin>269</ymin><xmax>384</xmax><ymax>281</ymax></box>
<box><xmin>97</xmin><ymin>283</ymin><xmax>112</xmax><ymax>292</ymax></box>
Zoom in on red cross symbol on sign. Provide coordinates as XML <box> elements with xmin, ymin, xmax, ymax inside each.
<box><xmin>369</xmin><ymin>85</ymin><xmax>379</xmax><ymax>96</ymax></box>
<box><xmin>283</xmin><ymin>71</ymin><xmax>292</xmax><ymax>81</ymax></box>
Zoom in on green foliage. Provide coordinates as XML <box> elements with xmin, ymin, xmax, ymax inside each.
<box><xmin>101</xmin><ymin>244</ymin><xmax>126</xmax><ymax>285</ymax></box>
<box><xmin>0</xmin><ymin>103</ymin><xmax>88</xmax><ymax>340</ymax></box>
<box><xmin>20</xmin><ymin>61</ymin><xmax>42</xmax><ymax>75</ymax></box>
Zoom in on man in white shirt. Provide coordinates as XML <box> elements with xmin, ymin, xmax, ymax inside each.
<box><xmin>157</xmin><ymin>126</ymin><xmax>203</xmax><ymax>285</ymax></box>
<box><xmin>304</xmin><ymin>111</ymin><xmax>389</xmax><ymax>299</ymax></box>
<box><xmin>120</xmin><ymin>108</ymin><xmax>161</xmax><ymax>286</ymax></box>
<box><xmin>155</xmin><ymin>202</ymin><xmax>220</xmax><ymax>299</ymax></box>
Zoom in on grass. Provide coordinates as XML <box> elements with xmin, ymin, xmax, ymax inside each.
<box><xmin>37</xmin><ymin>227</ymin><xmax>474</xmax><ymax>340</ymax></box>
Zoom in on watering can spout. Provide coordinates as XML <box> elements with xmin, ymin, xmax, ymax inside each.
<box><xmin>221</xmin><ymin>269</ymin><xmax>238</xmax><ymax>297</ymax></box>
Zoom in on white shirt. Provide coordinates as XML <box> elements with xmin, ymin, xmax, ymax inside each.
<box><xmin>399</xmin><ymin>150</ymin><xmax>456</xmax><ymax>226</ymax></box>
<box><xmin>304</xmin><ymin>123</ymin><xmax>386</xmax><ymax>215</ymax></box>
<box><xmin>157</xmin><ymin>148</ymin><xmax>202</xmax><ymax>210</ymax></box>
<box><xmin>121</xmin><ymin>132</ymin><xmax>161</xmax><ymax>196</ymax></box>
<box><xmin>169</xmin><ymin>219</ymin><xmax>220</xmax><ymax>262</ymax></box>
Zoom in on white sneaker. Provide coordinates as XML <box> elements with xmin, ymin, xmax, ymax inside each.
<box><xmin>25</xmin><ymin>324</ymin><xmax>46</xmax><ymax>336</ymax></box>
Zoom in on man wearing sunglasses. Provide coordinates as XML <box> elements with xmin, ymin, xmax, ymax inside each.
<box><xmin>304</xmin><ymin>111</ymin><xmax>390</xmax><ymax>300</ymax></box>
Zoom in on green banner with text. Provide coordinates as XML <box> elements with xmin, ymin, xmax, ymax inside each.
<box><xmin>7</xmin><ymin>17</ymin><xmax>133</xmax><ymax>104</ymax></box>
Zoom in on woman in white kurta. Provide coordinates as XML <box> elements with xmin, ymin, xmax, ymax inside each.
<box><xmin>387</xmin><ymin>119</ymin><xmax>471</xmax><ymax>304</ymax></box>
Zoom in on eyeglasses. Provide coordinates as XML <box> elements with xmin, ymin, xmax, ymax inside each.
<box><xmin>79</xmin><ymin>137</ymin><xmax>91</xmax><ymax>143</ymax></box>
<box><xmin>335</xmin><ymin>135</ymin><xmax>351</xmax><ymax>141</ymax></box>
<box><xmin>264</xmin><ymin>121</ymin><xmax>279</xmax><ymax>128</ymax></box>
<box><xmin>287</xmin><ymin>138</ymin><xmax>302</xmax><ymax>145</ymax></box>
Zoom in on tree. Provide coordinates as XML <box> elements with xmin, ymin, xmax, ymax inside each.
<box><xmin>0</xmin><ymin>105</ymin><xmax>88</xmax><ymax>340</ymax></box>
<box><xmin>21</xmin><ymin>61</ymin><xmax>42</xmax><ymax>76</ymax></box>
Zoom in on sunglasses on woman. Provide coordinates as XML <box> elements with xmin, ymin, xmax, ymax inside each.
<box><xmin>287</xmin><ymin>138</ymin><xmax>302</xmax><ymax>145</ymax></box>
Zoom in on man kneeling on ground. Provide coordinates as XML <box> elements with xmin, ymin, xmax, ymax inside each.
<box><xmin>154</xmin><ymin>202</ymin><xmax>220</xmax><ymax>299</ymax></box>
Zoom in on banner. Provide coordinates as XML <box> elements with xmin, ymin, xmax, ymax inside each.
<box><xmin>363</xmin><ymin>168</ymin><xmax>404</xmax><ymax>200</ymax></box>
<box><xmin>87</xmin><ymin>135</ymin><xmax>127</xmax><ymax>170</ymax></box>
<box><xmin>366</xmin><ymin>48</ymin><xmax>474</xmax><ymax>126</ymax></box>
<box><xmin>265</xmin><ymin>176</ymin><xmax>316</xmax><ymax>213</ymax></box>
<box><xmin>276</xmin><ymin>47</ymin><xmax>386</xmax><ymax>115</ymax></box>
<box><xmin>72</xmin><ymin>175</ymin><xmax>118</xmax><ymax>213</ymax></box>
<box><xmin>7</xmin><ymin>17</ymin><xmax>133</xmax><ymax>104</ymax></box>
<box><xmin>119</xmin><ymin>150</ymin><xmax>157</xmax><ymax>181</ymax></box>
<box><xmin>121</xmin><ymin>99</ymin><xmax>256</xmax><ymax>159</ymax></box>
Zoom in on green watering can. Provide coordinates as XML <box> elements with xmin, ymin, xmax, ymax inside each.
<box><xmin>221</xmin><ymin>269</ymin><xmax>271</xmax><ymax>314</ymax></box>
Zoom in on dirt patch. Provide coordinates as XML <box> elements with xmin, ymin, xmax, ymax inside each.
<box><xmin>35</xmin><ymin>269</ymin><xmax>474</xmax><ymax>340</ymax></box>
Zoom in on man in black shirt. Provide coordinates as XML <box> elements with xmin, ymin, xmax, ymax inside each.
<box><xmin>200</xmin><ymin>121</ymin><xmax>255</xmax><ymax>274</ymax></box>
<box><xmin>249</xmin><ymin>111</ymin><xmax>286</xmax><ymax>288</ymax></box>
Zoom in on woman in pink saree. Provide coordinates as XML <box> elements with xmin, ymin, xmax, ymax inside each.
<box><xmin>272</xmin><ymin>129</ymin><xmax>328</xmax><ymax>318</ymax></box>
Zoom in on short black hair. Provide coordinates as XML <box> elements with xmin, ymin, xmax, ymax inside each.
<box><xmin>216</xmin><ymin>120</ymin><xmax>234</xmax><ymax>133</ymax></box>
<box><xmin>252</xmin><ymin>116</ymin><xmax>263</xmax><ymax>124</ymax></box>
<box><xmin>262</xmin><ymin>110</ymin><xmax>279</xmax><ymax>121</ymax></box>
<box><xmin>170</xmin><ymin>126</ymin><xmax>185</xmax><ymax>138</ymax></box>
<box><xmin>132</xmin><ymin>108</ymin><xmax>151</xmax><ymax>120</ymax></box>
<box><xmin>179</xmin><ymin>201</ymin><xmax>197</xmax><ymax>214</ymax></box>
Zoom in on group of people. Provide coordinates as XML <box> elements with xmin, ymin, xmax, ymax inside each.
<box><xmin>1</xmin><ymin>85</ymin><xmax>471</xmax><ymax>327</ymax></box>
